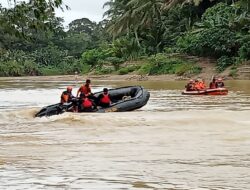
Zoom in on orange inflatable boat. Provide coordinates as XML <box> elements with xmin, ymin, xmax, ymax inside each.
<box><xmin>182</xmin><ymin>88</ymin><xmax>228</xmax><ymax>95</ymax></box>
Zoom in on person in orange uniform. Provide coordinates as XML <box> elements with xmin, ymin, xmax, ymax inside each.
<box><xmin>77</xmin><ymin>79</ymin><xmax>92</xmax><ymax>98</ymax></box>
<box><xmin>199</xmin><ymin>79</ymin><xmax>206</xmax><ymax>89</ymax></box>
<box><xmin>215</xmin><ymin>78</ymin><xmax>225</xmax><ymax>88</ymax></box>
<box><xmin>97</xmin><ymin>88</ymin><xmax>112</xmax><ymax>108</ymax></box>
<box><xmin>209</xmin><ymin>77</ymin><xmax>217</xmax><ymax>89</ymax></box>
<box><xmin>194</xmin><ymin>79</ymin><xmax>201</xmax><ymax>90</ymax></box>
<box><xmin>185</xmin><ymin>79</ymin><xmax>195</xmax><ymax>91</ymax></box>
<box><xmin>194</xmin><ymin>79</ymin><xmax>206</xmax><ymax>90</ymax></box>
<box><xmin>79</xmin><ymin>94</ymin><xmax>96</xmax><ymax>112</ymax></box>
<box><xmin>61</xmin><ymin>86</ymin><xmax>74</xmax><ymax>104</ymax></box>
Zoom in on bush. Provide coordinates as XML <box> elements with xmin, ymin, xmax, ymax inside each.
<box><xmin>138</xmin><ymin>63</ymin><xmax>151</xmax><ymax>75</ymax></box>
<box><xmin>137</xmin><ymin>53</ymin><xmax>202</xmax><ymax>76</ymax></box>
<box><xmin>23</xmin><ymin>60</ymin><xmax>40</xmax><ymax>75</ymax></box>
<box><xmin>94</xmin><ymin>67</ymin><xmax>114</xmax><ymax>75</ymax></box>
<box><xmin>118</xmin><ymin>65</ymin><xmax>140</xmax><ymax>75</ymax></box>
<box><xmin>81</xmin><ymin>48</ymin><xmax>113</xmax><ymax>67</ymax></box>
<box><xmin>216</xmin><ymin>56</ymin><xmax>235</xmax><ymax>72</ymax></box>
<box><xmin>80</xmin><ymin>63</ymin><xmax>91</xmax><ymax>74</ymax></box>
<box><xmin>105</xmin><ymin>57</ymin><xmax>124</xmax><ymax>70</ymax></box>
<box><xmin>39</xmin><ymin>66</ymin><xmax>64</xmax><ymax>76</ymax></box>
<box><xmin>239</xmin><ymin>41</ymin><xmax>250</xmax><ymax>60</ymax></box>
<box><xmin>177</xmin><ymin>28</ymin><xmax>238</xmax><ymax>57</ymax></box>
<box><xmin>229</xmin><ymin>68</ymin><xmax>238</xmax><ymax>78</ymax></box>
<box><xmin>174</xmin><ymin>64</ymin><xmax>202</xmax><ymax>76</ymax></box>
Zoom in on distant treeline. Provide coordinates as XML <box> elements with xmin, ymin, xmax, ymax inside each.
<box><xmin>0</xmin><ymin>0</ymin><xmax>249</xmax><ymax>76</ymax></box>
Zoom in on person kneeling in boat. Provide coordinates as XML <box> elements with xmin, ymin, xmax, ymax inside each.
<box><xmin>185</xmin><ymin>79</ymin><xmax>195</xmax><ymax>91</ymax></box>
<box><xmin>79</xmin><ymin>94</ymin><xmax>96</xmax><ymax>112</ymax></box>
<box><xmin>60</xmin><ymin>86</ymin><xmax>78</xmax><ymax>112</ymax></box>
<box><xmin>97</xmin><ymin>88</ymin><xmax>112</xmax><ymax>108</ymax></box>
<box><xmin>61</xmin><ymin>86</ymin><xmax>75</xmax><ymax>104</ymax></box>
<box><xmin>215</xmin><ymin>78</ymin><xmax>224</xmax><ymax>88</ymax></box>
<box><xmin>194</xmin><ymin>79</ymin><xmax>206</xmax><ymax>90</ymax></box>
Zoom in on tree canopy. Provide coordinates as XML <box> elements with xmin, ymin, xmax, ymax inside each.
<box><xmin>0</xmin><ymin>0</ymin><xmax>249</xmax><ymax>76</ymax></box>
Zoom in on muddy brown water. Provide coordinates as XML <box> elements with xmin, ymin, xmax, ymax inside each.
<box><xmin>0</xmin><ymin>77</ymin><xmax>250</xmax><ymax>189</ymax></box>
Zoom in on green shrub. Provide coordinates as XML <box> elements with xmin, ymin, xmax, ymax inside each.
<box><xmin>105</xmin><ymin>57</ymin><xmax>124</xmax><ymax>70</ymax></box>
<box><xmin>22</xmin><ymin>60</ymin><xmax>40</xmax><ymax>75</ymax></box>
<box><xmin>174</xmin><ymin>64</ymin><xmax>202</xmax><ymax>76</ymax></box>
<box><xmin>138</xmin><ymin>63</ymin><xmax>151</xmax><ymax>75</ymax></box>
<box><xmin>94</xmin><ymin>67</ymin><xmax>114</xmax><ymax>75</ymax></box>
<box><xmin>118</xmin><ymin>65</ymin><xmax>140</xmax><ymax>75</ymax></box>
<box><xmin>80</xmin><ymin>63</ymin><xmax>91</xmax><ymax>74</ymax></box>
<box><xmin>239</xmin><ymin>41</ymin><xmax>250</xmax><ymax>60</ymax></box>
<box><xmin>177</xmin><ymin>28</ymin><xmax>238</xmax><ymax>57</ymax></box>
<box><xmin>81</xmin><ymin>48</ymin><xmax>112</xmax><ymax>67</ymax></box>
<box><xmin>216</xmin><ymin>56</ymin><xmax>234</xmax><ymax>72</ymax></box>
<box><xmin>229</xmin><ymin>68</ymin><xmax>238</xmax><ymax>78</ymax></box>
<box><xmin>137</xmin><ymin>54</ymin><xmax>201</xmax><ymax>76</ymax></box>
<box><xmin>39</xmin><ymin>66</ymin><xmax>64</xmax><ymax>76</ymax></box>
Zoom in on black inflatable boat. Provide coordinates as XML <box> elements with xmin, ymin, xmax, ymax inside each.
<box><xmin>35</xmin><ymin>86</ymin><xmax>150</xmax><ymax>117</ymax></box>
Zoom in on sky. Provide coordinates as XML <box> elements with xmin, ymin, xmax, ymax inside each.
<box><xmin>0</xmin><ymin>0</ymin><xmax>108</xmax><ymax>26</ymax></box>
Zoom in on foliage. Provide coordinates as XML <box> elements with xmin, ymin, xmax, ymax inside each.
<box><xmin>216</xmin><ymin>56</ymin><xmax>235</xmax><ymax>72</ymax></box>
<box><xmin>238</xmin><ymin>35</ymin><xmax>250</xmax><ymax>60</ymax></box>
<box><xmin>177</xmin><ymin>27</ymin><xmax>239</xmax><ymax>57</ymax></box>
<box><xmin>118</xmin><ymin>65</ymin><xmax>140</xmax><ymax>75</ymax></box>
<box><xmin>0</xmin><ymin>0</ymin><xmax>249</xmax><ymax>77</ymax></box>
<box><xmin>229</xmin><ymin>68</ymin><xmax>238</xmax><ymax>78</ymax></box>
<box><xmin>105</xmin><ymin>57</ymin><xmax>124</xmax><ymax>70</ymax></box>
<box><xmin>94</xmin><ymin>67</ymin><xmax>114</xmax><ymax>75</ymax></box>
<box><xmin>138</xmin><ymin>53</ymin><xmax>202</xmax><ymax>75</ymax></box>
<box><xmin>31</xmin><ymin>45</ymin><xmax>67</xmax><ymax>66</ymax></box>
<box><xmin>0</xmin><ymin>50</ymin><xmax>40</xmax><ymax>76</ymax></box>
<box><xmin>81</xmin><ymin>48</ymin><xmax>112</xmax><ymax>66</ymax></box>
<box><xmin>200</xmin><ymin>3</ymin><xmax>243</xmax><ymax>29</ymax></box>
<box><xmin>112</xmin><ymin>37</ymin><xmax>143</xmax><ymax>59</ymax></box>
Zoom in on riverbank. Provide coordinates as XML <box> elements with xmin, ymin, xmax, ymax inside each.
<box><xmin>0</xmin><ymin>58</ymin><xmax>249</xmax><ymax>81</ymax></box>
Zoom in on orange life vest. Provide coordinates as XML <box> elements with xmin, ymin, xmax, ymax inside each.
<box><xmin>100</xmin><ymin>94</ymin><xmax>110</xmax><ymax>104</ymax></box>
<box><xmin>194</xmin><ymin>82</ymin><xmax>201</xmax><ymax>90</ymax></box>
<box><xmin>61</xmin><ymin>92</ymin><xmax>69</xmax><ymax>103</ymax></box>
<box><xmin>199</xmin><ymin>82</ymin><xmax>206</xmax><ymax>89</ymax></box>
<box><xmin>83</xmin><ymin>98</ymin><xmax>92</xmax><ymax>108</ymax></box>
<box><xmin>78</xmin><ymin>85</ymin><xmax>91</xmax><ymax>96</ymax></box>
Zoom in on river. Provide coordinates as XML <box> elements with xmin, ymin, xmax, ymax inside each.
<box><xmin>0</xmin><ymin>76</ymin><xmax>250</xmax><ymax>189</ymax></box>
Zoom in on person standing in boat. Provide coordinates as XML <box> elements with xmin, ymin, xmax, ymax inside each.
<box><xmin>61</xmin><ymin>86</ymin><xmax>74</xmax><ymax>104</ymax></box>
<box><xmin>97</xmin><ymin>88</ymin><xmax>112</xmax><ymax>108</ymax></box>
<box><xmin>209</xmin><ymin>77</ymin><xmax>217</xmax><ymax>89</ymax></box>
<box><xmin>215</xmin><ymin>78</ymin><xmax>225</xmax><ymax>88</ymax></box>
<box><xmin>77</xmin><ymin>79</ymin><xmax>92</xmax><ymax>98</ymax></box>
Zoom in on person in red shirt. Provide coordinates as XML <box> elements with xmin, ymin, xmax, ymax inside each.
<box><xmin>79</xmin><ymin>94</ymin><xmax>96</xmax><ymax>112</ymax></box>
<box><xmin>97</xmin><ymin>88</ymin><xmax>112</xmax><ymax>108</ymax></box>
<box><xmin>209</xmin><ymin>77</ymin><xmax>217</xmax><ymax>89</ymax></box>
<box><xmin>77</xmin><ymin>79</ymin><xmax>92</xmax><ymax>98</ymax></box>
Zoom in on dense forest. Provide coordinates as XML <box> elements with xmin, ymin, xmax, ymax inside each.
<box><xmin>0</xmin><ymin>0</ymin><xmax>249</xmax><ymax>77</ymax></box>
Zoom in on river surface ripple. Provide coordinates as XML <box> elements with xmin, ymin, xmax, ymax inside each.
<box><xmin>0</xmin><ymin>77</ymin><xmax>250</xmax><ymax>190</ymax></box>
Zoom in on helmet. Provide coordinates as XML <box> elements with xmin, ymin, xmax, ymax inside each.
<box><xmin>103</xmin><ymin>88</ymin><xmax>108</xmax><ymax>92</ymax></box>
<box><xmin>218</xmin><ymin>78</ymin><xmax>222</xmax><ymax>81</ymax></box>
<box><xmin>86</xmin><ymin>79</ymin><xmax>91</xmax><ymax>84</ymax></box>
<box><xmin>67</xmin><ymin>86</ymin><xmax>72</xmax><ymax>91</ymax></box>
<box><xmin>189</xmin><ymin>79</ymin><xmax>194</xmax><ymax>82</ymax></box>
